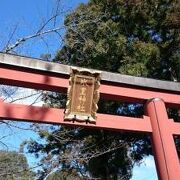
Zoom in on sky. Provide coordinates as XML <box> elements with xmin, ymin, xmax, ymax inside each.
<box><xmin>0</xmin><ymin>0</ymin><xmax>158</xmax><ymax>179</ymax></box>
<box><xmin>0</xmin><ymin>0</ymin><xmax>88</xmax><ymax>58</ymax></box>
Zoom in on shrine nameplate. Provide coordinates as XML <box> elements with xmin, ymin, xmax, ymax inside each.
<box><xmin>64</xmin><ymin>68</ymin><xmax>101</xmax><ymax>123</ymax></box>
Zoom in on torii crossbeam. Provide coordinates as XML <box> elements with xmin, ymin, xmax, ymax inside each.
<box><xmin>0</xmin><ymin>52</ymin><xmax>180</xmax><ymax>180</ymax></box>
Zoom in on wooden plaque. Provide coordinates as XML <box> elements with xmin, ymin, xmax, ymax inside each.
<box><xmin>64</xmin><ymin>68</ymin><xmax>101</xmax><ymax>123</ymax></box>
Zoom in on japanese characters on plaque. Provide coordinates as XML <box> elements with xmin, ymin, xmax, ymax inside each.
<box><xmin>64</xmin><ymin>68</ymin><xmax>101</xmax><ymax>123</ymax></box>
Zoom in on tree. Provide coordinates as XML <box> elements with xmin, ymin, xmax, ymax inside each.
<box><xmin>46</xmin><ymin>170</ymin><xmax>80</xmax><ymax>180</ymax></box>
<box><xmin>0</xmin><ymin>150</ymin><xmax>35</xmax><ymax>180</ymax></box>
<box><xmin>56</xmin><ymin>0</ymin><xmax>179</xmax><ymax>81</ymax></box>
<box><xmin>25</xmin><ymin>0</ymin><xmax>180</xmax><ymax>179</ymax></box>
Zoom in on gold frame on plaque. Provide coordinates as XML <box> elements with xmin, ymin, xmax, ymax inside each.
<box><xmin>64</xmin><ymin>67</ymin><xmax>101</xmax><ymax>123</ymax></box>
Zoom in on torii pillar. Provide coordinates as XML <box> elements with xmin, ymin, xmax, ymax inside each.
<box><xmin>146</xmin><ymin>98</ymin><xmax>180</xmax><ymax>180</ymax></box>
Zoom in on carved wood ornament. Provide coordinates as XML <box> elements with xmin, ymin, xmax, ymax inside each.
<box><xmin>64</xmin><ymin>68</ymin><xmax>101</xmax><ymax>123</ymax></box>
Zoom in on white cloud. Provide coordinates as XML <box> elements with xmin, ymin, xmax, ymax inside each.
<box><xmin>2</xmin><ymin>86</ymin><xmax>43</xmax><ymax>106</ymax></box>
<box><xmin>143</xmin><ymin>156</ymin><xmax>156</xmax><ymax>169</ymax></box>
<box><xmin>131</xmin><ymin>156</ymin><xmax>158</xmax><ymax>180</ymax></box>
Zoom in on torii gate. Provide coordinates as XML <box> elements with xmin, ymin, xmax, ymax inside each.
<box><xmin>0</xmin><ymin>52</ymin><xmax>180</xmax><ymax>180</ymax></box>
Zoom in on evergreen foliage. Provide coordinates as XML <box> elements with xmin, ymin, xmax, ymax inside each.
<box><xmin>0</xmin><ymin>150</ymin><xmax>35</xmax><ymax>180</ymax></box>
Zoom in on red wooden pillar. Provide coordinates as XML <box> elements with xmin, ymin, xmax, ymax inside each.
<box><xmin>145</xmin><ymin>98</ymin><xmax>180</xmax><ymax>180</ymax></box>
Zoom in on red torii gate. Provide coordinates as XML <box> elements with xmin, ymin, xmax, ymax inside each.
<box><xmin>0</xmin><ymin>52</ymin><xmax>180</xmax><ymax>180</ymax></box>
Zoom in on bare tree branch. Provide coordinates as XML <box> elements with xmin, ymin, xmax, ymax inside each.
<box><xmin>4</xmin><ymin>26</ymin><xmax>64</xmax><ymax>53</ymax></box>
<box><xmin>3</xmin><ymin>24</ymin><xmax>19</xmax><ymax>51</ymax></box>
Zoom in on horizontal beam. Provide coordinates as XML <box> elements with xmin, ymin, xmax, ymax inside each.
<box><xmin>168</xmin><ymin>120</ymin><xmax>180</xmax><ymax>136</ymax></box>
<box><xmin>0</xmin><ymin>67</ymin><xmax>68</xmax><ymax>92</ymax></box>
<box><xmin>0</xmin><ymin>52</ymin><xmax>180</xmax><ymax>92</ymax></box>
<box><xmin>0</xmin><ymin>67</ymin><xmax>179</xmax><ymax>107</ymax></box>
<box><xmin>172</xmin><ymin>123</ymin><xmax>180</xmax><ymax>135</ymax></box>
<box><xmin>0</xmin><ymin>101</ymin><xmax>152</xmax><ymax>133</ymax></box>
<box><xmin>100</xmin><ymin>84</ymin><xmax>180</xmax><ymax>108</ymax></box>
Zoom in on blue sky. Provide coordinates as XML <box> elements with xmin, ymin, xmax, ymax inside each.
<box><xmin>0</xmin><ymin>0</ymin><xmax>88</xmax><ymax>58</ymax></box>
<box><xmin>0</xmin><ymin>0</ymin><xmax>157</xmax><ymax>179</ymax></box>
